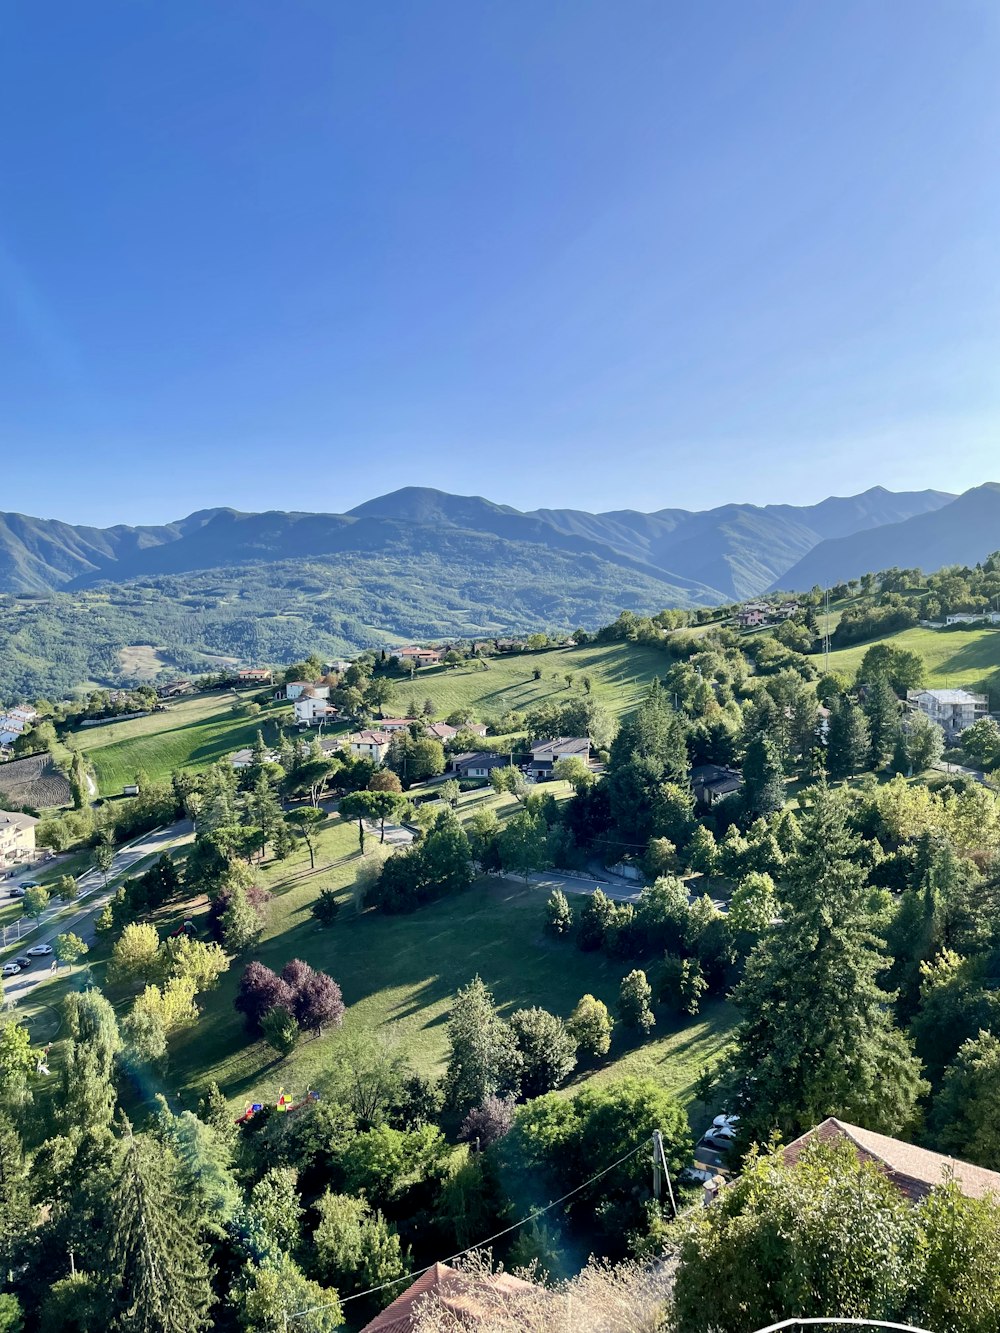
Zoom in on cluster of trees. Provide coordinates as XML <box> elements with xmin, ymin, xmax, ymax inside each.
<box><xmin>235</xmin><ymin>959</ymin><xmax>346</xmax><ymax>1054</ymax></box>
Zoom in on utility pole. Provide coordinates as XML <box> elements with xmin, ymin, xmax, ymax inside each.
<box><xmin>652</xmin><ymin>1129</ymin><xmax>678</xmax><ymax>1218</ymax></box>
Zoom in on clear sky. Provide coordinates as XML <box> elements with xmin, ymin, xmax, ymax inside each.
<box><xmin>2</xmin><ymin>2</ymin><xmax>999</xmax><ymax>526</ymax></box>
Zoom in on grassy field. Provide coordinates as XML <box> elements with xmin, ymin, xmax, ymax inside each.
<box><xmin>65</xmin><ymin>642</ymin><xmax>668</xmax><ymax>799</ymax></box>
<box><xmin>827</xmin><ymin>624</ymin><xmax>1000</xmax><ymax>701</ymax></box>
<box><xmin>381</xmin><ymin>641</ymin><xmax>668</xmax><ymax>722</ymax></box>
<box><xmin>39</xmin><ymin>800</ymin><xmax>733</xmax><ymax>1126</ymax></box>
<box><xmin>71</xmin><ymin>692</ymin><xmax>291</xmax><ymax>796</ymax></box>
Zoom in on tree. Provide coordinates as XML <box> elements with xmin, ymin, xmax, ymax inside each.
<box><xmin>22</xmin><ymin>885</ymin><xmax>49</xmax><ymax>921</ymax></box>
<box><xmin>728</xmin><ymin>871</ymin><xmax>778</xmax><ymax>934</ymax></box>
<box><xmin>552</xmin><ymin>756</ymin><xmax>593</xmax><ymax>791</ymax></box>
<box><xmin>826</xmin><ymin>697</ymin><xmax>871</xmax><ymax>780</ymax></box>
<box><xmin>742</xmin><ymin>734</ymin><xmax>785</xmax><ymax>816</ymax></box>
<box><xmin>234</xmin><ymin>962</ymin><xmax>295</xmax><ymax>1035</ymax></box>
<box><xmin>0</xmin><ymin>1023</ymin><xmax>34</xmax><ymax>1107</ymax></box>
<box><xmin>262</xmin><ymin>1006</ymin><xmax>300</xmax><ymax>1056</ymax></box>
<box><xmin>283</xmin><ymin>960</ymin><xmax>345</xmax><ymax>1036</ymax></box>
<box><xmin>858</xmin><ymin>643</ymin><xmax>925</xmax><ymax>695</ymax></box>
<box><xmin>567</xmin><ymin>994</ymin><xmax>614</xmax><ymax>1058</ymax></box>
<box><xmin>908</xmin><ymin>710</ymin><xmax>945</xmax><ymax>772</ymax></box>
<box><xmin>312</xmin><ymin>1191</ymin><xmax>408</xmax><ymax>1298</ymax></box>
<box><xmin>363</xmin><ymin>789</ymin><xmax>404</xmax><ymax>843</ymax></box>
<box><xmin>659</xmin><ymin>953</ymin><xmax>707</xmax><ymax>1015</ymax></box>
<box><xmin>497</xmin><ymin>809</ymin><xmax>548</xmax><ymax>881</ymax></box>
<box><xmin>458</xmin><ymin>1094</ymin><xmax>517</xmax><ymax>1149</ymax></box>
<box><xmin>339</xmin><ymin>790</ymin><xmax>381</xmax><ymax>855</ymax></box>
<box><xmin>490</xmin><ymin>766</ymin><xmax>528</xmax><ymax>804</ymax></box>
<box><xmin>577</xmin><ymin>889</ymin><xmax>616</xmax><ymax>951</ymax></box>
<box><xmin>686</xmin><ymin>824</ymin><xmax>718</xmax><ymax>877</ymax></box>
<box><xmin>931</xmin><ymin>1030</ymin><xmax>1000</xmax><ymax>1169</ymax></box>
<box><xmin>443</xmin><ymin>976</ymin><xmax>522</xmax><ymax>1110</ymax></box>
<box><xmin>961</xmin><ymin>717</ymin><xmax>1000</xmax><ymax>770</ymax></box>
<box><xmin>729</xmin><ymin>785</ymin><xmax>927</xmax><ymax>1146</ymax></box>
<box><xmin>545</xmin><ymin>888</ymin><xmax>573</xmax><ymax>936</ymax></box>
<box><xmin>122</xmin><ymin>1006</ymin><xmax>168</xmax><ymax>1068</ymax></box>
<box><xmin>228</xmin><ymin>1254</ymin><xmax>342</xmax><ymax>1333</ymax></box>
<box><xmin>311</xmin><ymin>888</ymin><xmax>341</xmax><ymax>928</ymax></box>
<box><xmin>618</xmin><ymin>969</ymin><xmax>655</xmax><ymax>1033</ymax></box>
<box><xmin>131</xmin><ymin>976</ymin><xmax>199</xmax><ymax>1036</ymax></box>
<box><xmin>56</xmin><ymin>873</ymin><xmax>79</xmax><ymax>902</ymax></box>
<box><xmin>54</xmin><ymin>932</ymin><xmax>88</xmax><ymax>971</ymax></box>
<box><xmin>61</xmin><ymin>989</ymin><xmax>122</xmax><ymax>1132</ymax></box>
<box><xmin>287</xmin><ymin>805</ymin><xmax>326</xmax><ymax>869</ymax></box>
<box><xmin>166</xmin><ymin>936</ymin><xmax>228</xmax><ymax>994</ymax></box>
<box><xmin>509</xmin><ymin>1007</ymin><xmax>577</xmax><ymax>1097</ymax></box>
<box><xmin>93</xmin><ymin>835</ymin><xmax>115</xmax><ymax>886</ymax></box>
<box><xmin>369</xmin><ymin>768</ymin><xmax>403</xmax><ymax>793</ymax></box>
<box><xmin>108</xmin><ymin>1130</ymin><xmax>213</xmax><ymax>1332</ymax></box>
<box><xmin>862</xmin><ymin>673</ymin><xmax>900</xmax><ymax>769</ymax></box>
<box><xmin>107</xmin><ymin>922</ymin><xmax>162</xmax><ymax>986</ymax></box>
<box><xmin>221</xmin><ymin>883</ymin><xmax>265</xmax><ymax>953</ymax></box>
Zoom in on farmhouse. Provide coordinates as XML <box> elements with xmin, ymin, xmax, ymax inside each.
<box><xmin>945</xmin><ymin>612</ymin><xmax>1000</xmax><ymax>625</ymax></box>
<box><xmin>294</xmin><ymin>697</ymin><xmax>338</xmax><ymax>727</ymax></box>
<box><xmin>907</xmin><ymin>688</ymin><xmax>990</xmax><ymax>739</ymax></box>
<box><xmin>378</xmin><ymin>718</ymin><xmax>420</xmax><ymax>733</ymax></box>
<box><xmin>783</xmin><ymin>1118</ymin><xmax>1000</xmax><ymax>1203</ymax></box>
<box><xmin>0</xmin><ymin>809</ymin><xmax>38</xmax><ymax>869</ymax></box>
<box><xmin>345</xmin><ymin>730</ymin><xmax>393</xmax><ymax>763</ymax></box>
<box><xmin>396</xmin><ymin>647</ymin><xmax>444</xmax><ymax>668</ymax></box>
<box><xmin>426</xmin><ymin>721</ymin><xmax>487</xmax><ymax>742</ymax></box>
<box><xmin>450</xmin><ymin>752</ymin><xmax>510</xmax><ymax>779</ymax></box>
<box><xmin>156</xmin><ymin>679</ymin><xmax>192</xmax><ymax>699</ymax></box>
<box><xmin>527</xmin><ymin>737</ymin><xmax>591</xmax><ymax>778</ymax></box>
<box><xmin>237</xmin><ymin>667</ymin><xmax>272</xmax><ymax>685</ymax></box>
<box><xmin>692</xmin><ymin>763</ymin><xmax>743</xmax><ymax>807</ymax></box>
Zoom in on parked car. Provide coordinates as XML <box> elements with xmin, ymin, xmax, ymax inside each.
<box><xmin>713</xmin><ymin>1113</ymin><xmax>740</xmax><ymax>1130</ymax></box>
<box><xmin>19</xmin><ymin>880</ymin><xmax>40</xmax><ymax>890</ymax></box>
<box><xmin>8</xmin><ymin>887</ymin><xmax>25</xmax><ymax>898</ymax></box>
<box><xmin>702</xmin><ymin>1125</ymin><xmax>738</xmax><ymax>1151</ymax></box>
<box><xmin>1</xmin><ymin>963</ymin><xmax>21</xmax><ymax>977</ymax></box>
<box><xmin>13</xmin><ymin>955</ymin><xmax>31</xmax><ymax>969</ymax></box>
<box><xmin>25</xmin><ymin>944</ymin><xmax>52</xmax><ymax>958</ymax></box>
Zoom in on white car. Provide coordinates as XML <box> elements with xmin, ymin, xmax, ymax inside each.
<box><xmin>713</xmin><ymin>1113</ymin><xmax>740</xmax><ymax>1130</ymax></box>
<box><xmin>25</xmin><ymin>944</ymin><xmax>52</xmax><ymax>957</ymax></box>
<box><xmin>1</xmin><ymin>963</ymin><xmax>21</xmax><ymax>977</ymax></box>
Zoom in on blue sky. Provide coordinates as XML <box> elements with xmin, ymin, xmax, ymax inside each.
<box><xmin>2</xmin><ymin>1</ymin><xmax>999</xmax><ymax>526</ymax></box>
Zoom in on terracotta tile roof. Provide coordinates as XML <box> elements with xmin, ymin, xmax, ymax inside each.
<box><xmin>783</xmin><ymin>1117</ymin><xmax>1000</xmax><ymax>1202</ymax></box>
<box><xmin>358</xmin><ymin>1262</ymin><xmax>540</xmax><ymax>1333</ymax></box>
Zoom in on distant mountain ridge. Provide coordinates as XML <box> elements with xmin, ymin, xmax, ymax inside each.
<box><xmin>0</xmin><ymin>484</ymin><xmax>959</xmax><ymax>603</ymax></box>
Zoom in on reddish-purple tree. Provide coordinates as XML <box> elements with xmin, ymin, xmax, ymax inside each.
<box><xmin>234</xmin><ymin>961</ymin><xmax>295</xmax><ymax>1035</ymax></box>
<box><xmin>458</xmin><ymin>1094</ymin><xmax>516</xmax><ymax>1149</ymax></box>
<box><xmin>280</xmin><ymin>958</ymin><xmax>345</xmax><ymax>1036</ymax></box>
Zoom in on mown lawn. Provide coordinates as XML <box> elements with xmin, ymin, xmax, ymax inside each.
<box><xmin>71</xmin><ymin>692</ymin><xmax>295</xmax><ymax>796</ymax></box>
<box><xmin>826</xmin><ymin>624</ymin><xmax>1000</xmax><ymax>701</ymax></box>
<box><xmin>133</xmin><ymin>809</ymin><xmax>736</xmax><ymax>1122</ymax></box>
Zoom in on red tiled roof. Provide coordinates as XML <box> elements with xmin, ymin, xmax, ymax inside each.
<box><xmin>783</xmin><ymin>1117</ymin><xmax>1000</xmax><ymax>1202</ymax></box>
<box><xmin>358</xmin><ymin>1262</ymin><xmax>540</xmax><ymax>1333</ymax></box>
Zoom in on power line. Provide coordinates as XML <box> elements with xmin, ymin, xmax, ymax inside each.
<box><xmin>289</xmin><ymin>1140</ymin><xmax>648</xmax><ymax>1322</ymax></box>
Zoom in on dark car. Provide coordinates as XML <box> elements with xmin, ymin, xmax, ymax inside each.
<box><xmin>13</xmin><ymin>955</ymin><xmax>31</xmax><ymax>969</ymax></box>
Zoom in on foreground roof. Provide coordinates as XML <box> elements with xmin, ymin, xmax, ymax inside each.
<box><xmin>359</xmin><ymin>1262</ymin><xmax>540</xmax><ymax>1333</ymax></box>
<box><xmin>783</xmin><ymin>1117</ymin><xmax>1000</xmax><ymax>1202</ymax></box>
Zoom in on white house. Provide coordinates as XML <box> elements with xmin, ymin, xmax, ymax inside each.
<box><xmin>294</xmin><ymin>697</ymin><xmax>338</xmax><ymax>727</ymax></box>
<box><xmin>0</xmin><ymin>809</ymin><xmax>38</xmax><ymax>868</ymax></box>
<box><xmin>945</xmin><ymin>612</ymin><xmax>1000</xmax><ymax>626</ymax></box>
<box><xmin>285</xmin><ymin>682</ymin><xmax>330</xmax><ymax>702</ymax></box>
<box><xmin>0</xmin><ymin>710</ymin><xmax>34</xmax><ymax>747</ymax></box>
<box><xmin>396</xmin><ymin>647</ymin><xmax>444</xmax><ymax>669</ymax></box>
<box><xmin>908</xmin><ymin>688</ymin><xmax>990</xmax><ymax>739</ymax></box>
<box><xmin>378</xmin><ymin>718</ymin><xmax>419</xmax><ymax>733</ymax></box>
<box><xmin>344</xmin><ymin>730</ymin><xmax>393</xmax><ymax>763</ymax></box>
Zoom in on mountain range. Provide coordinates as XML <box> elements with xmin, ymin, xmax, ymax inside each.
<box><xmin>1</xmin><ymin>482</ymin><xmax>984</xmax><ymax>604</ymax></box>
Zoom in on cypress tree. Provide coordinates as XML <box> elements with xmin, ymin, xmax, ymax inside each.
<box><xmin>109</xmin><ymin>1128</ymin><xmax>213</xmax><ymax>1332</ymax></box>
<box><xmin>826</xmin><ymin>698</ymin><xmax>870</xmax><ymax>779</ymax></box>
<box><xmin>862</xmin><ymin>674</ymin><xmax>900</xmax><ymax>770</ymax></box>
<box><xmin>742</xmin><ymin>733</ymin><xmax>785</xmax><ymax>816</ymax></box>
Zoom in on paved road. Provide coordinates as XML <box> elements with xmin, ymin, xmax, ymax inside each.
<box><xmin>2</xmin><ymin>821</ymin><xmax>193</xmax><ymax>1003</ymax></box>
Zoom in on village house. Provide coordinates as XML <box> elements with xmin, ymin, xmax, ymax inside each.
<box><xmin>449</xmin><ymin>752</ymin><xmax>510</xmax><ymax>779</ymax></box>
<box><xmin>527</xmin><ymin>737</ymin><xmax>591</xmax><ymax>779</ymax></box>
<box><xmin>377</xmin><ymin>718</ymin><xmax>420</xmax><ymax>733</ymax></box>
<box><xmin>358</xmin><ymin>1262</ymin><xmax>543</xmax><ymax>1333</ymax></box>
<box><xmin>737</xmin><ymin>604</ymin><xmax>768</xmax><ymax>628</ymax></box>
<box><xmin>237</xmin><ymin>667</ymin><xmax>272</xmax><ymax>685</ymax></box>
<box><xmin>0</xmin><ymin>809</ymin><xmax>38</xmax><ymax>870</ymax></box>
<box><xmin>0</xmin><ymin>706</ymin><xmax>37</xmax><ymax>747</ymax></box>
<box><xmin>907</xmin><ymin>687</ymin><xmax>990</xmax><ymax>739</ymax></box>
<box><xmin>284</xmin><ymin>681</ymin><xmax>330</xmax><ymax>702</ymax></box>
<box><xmin>425</xmin><ymin>721</ymin><xmax>487</xmax><ymax>742</ymax></box>
<box><xmin>344</xmin><ymin>730</ymin><xmax>393</xmax><ymax>763</ymax></box>
<box><xmin>783</xmin><ymin>1118</ymin><xmax>1000</xmax><ymax>1203</ymax></box>
<box><xmin>945</xmin><ymin>612</ymin><xmax>1000</xmax><ymax>625</ymax></box>
<box><xmin>324</xmin><ymin>659</ymin><xmax>354</xmax><ymax>675</ymax></box>
<box><xmin>691</xmin><ymin>763</ymin><xmax>744</xmax><ymax>807</ymax></box>
<box><xmin>294</xmin><ymin>697</ymin><xmax>338</xmax><ymax>727</ymax></box>
<box><xmin>230</xmin><ymin>746</ymin><xmax>279</xmax><ymax>768</ymax></box>
<box><xmin>396</xmin><ymin>647</ymin><xmax>445</xmax><ymax>669</ymax></box>
<box><xmin>157</xmin><ymin>679</ymin><xmax>193</xmax><ymax>699</ymax></box>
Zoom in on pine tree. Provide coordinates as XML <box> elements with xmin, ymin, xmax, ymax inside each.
<box><xmin>0</xmin><ymin>1114</ymin><xmax>29</xmax><ymax>1277</ymax></box>
<box><xmin>862</xmin><ymin>674</ymin><xmax>899</xmax><ymax>770</ymax></box>
<box><xmin>729</xmin><ymin>785</ymin><xmax>927</xmax><ymax>1145</ymax></box>
<box><xmin>826</xmin><ymin>698</ymin><xmax>870</xmax><ymax>779</ymax></box>
<box><xmin>742</xmin><ymin>733</ymin><xmax>785</xmax><ymax>816</ymax></box>
<box><xmin>109</xmin><ymin>1128</ymin><xmax>213</xmax><ymax>1332</ymax></box>
<box><xmin>443</xmin><ymin>976</ymin><xmax>522</xmax><ymax>1110</ymax></box>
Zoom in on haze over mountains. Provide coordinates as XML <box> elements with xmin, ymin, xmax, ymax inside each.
<box><xmin>1</xmin><ymin>482</ymin><xmax>986</xmax><ymax>605</ymax></box>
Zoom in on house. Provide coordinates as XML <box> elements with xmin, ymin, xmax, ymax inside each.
<box><xmin>907</xmin><ymin>688</ymin><xmax>989</xmax><ymax>739</ymax></box>
<box><xmin>237</xmin><ymin>668</ymin><xmax>272</xmax><ymax>685</ymax></box>
<box><xmin>230</xmin><ymin>746</ymin><xmax>279</xmax><ymax>769</ymax></box>
<box><xmin>358</xmin><ymin>1261</ymin><xmax>543</xmax><ymax>1333</ymax></box>
<box><xmin>0</xmin><ymin>717</ymin><xmax>29</xmax><ymax>747</ymax></box>
<box><xmin>946</xmin><ymin>612</ymin><xmax>1000</xmax><ymax>625</ymax></box>
<box><xmin>783</xmin><ymin>1117</ymin><xmax>1000</xmax><ymax>1203</ymax></box>
<box><xmin>527</xmin><ymin>737</ymin><xmax>591</xmax><ymax>778</ymax></box>
<box><xmin>324</xmin><ymin>659</ymin><xmax>354</xmax><ymax>675</ymax></box>
<box><xmin>426</xmin><ymin>721</ymin><xmax>487</xmax><ymax>742</ymax></box>
<box><xmin>294</xmin><ymin>697</ymin><xmax>338</xmax><ymax>727</ymax></box>
<box><xmin>285</xmin><ymin>681</ymin><xmax>330</xmax><ymax>702</ymax></box>
<box><xmin>691</xmin><ymin>763</ymin><xmax>744</xmax><ymax>807</ymax></box>
<box><xmin>397</xmin><ymin>647</ymin><xmax>445</xmax><ymax>669</ymax></box>
<box><xmin>0</xmin><ymin>809</ymin><xmax>38</xmax><ymax>868</ymax></box>
<box><xmin>157</xmin><ymin>679</ymin><xmax>192</xmax><ymax>699</ymax></box>
<box><xmin>378</xmin><ymin>718</ymin><xmax>420</xmax><ymax>733</ymax></box>
<box><xmin>449</xmin><ymin>752</ymin><xmax>510</xmax><ymax>779</ymax></box>
<box><xmin>738</xmin><ymin>607</ymin><xmax>768</xmax><ymax>628</ymax></box>
<box><xmin>344</xmin><ymin>730</ymin><xmax>393</xmax><ymax>763</ymax></box>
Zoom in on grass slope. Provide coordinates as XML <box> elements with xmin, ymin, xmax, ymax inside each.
<box><xmin>827</xmin><ymin>624</ymin><xmax>1000</xmax><ymax>702</ymax></box>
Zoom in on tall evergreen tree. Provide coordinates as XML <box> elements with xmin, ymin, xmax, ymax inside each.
<box><xmin>826</xmin><ymin>698</ymin><xmax>871</xmax><ymax>780</ymax></box>
<box><xmin>862</xmin><ymin>674</ymin><xmax>899</xmax><ymax>770</ymax></box>
<box><xmin>108</xmin><ymin>1129</ymin><xmax>213</xmax><ymax>1332</ymax></box>
<box><xmin>443</xmin><ymin>977</ymin><xmax>522</xmax><ymax>1110</ymax></box>
<box><xmin>742</xmin><ymin>733</ymin><xmax>785</xmax><ymax>816</ymax></box>
<box><xmin>729</xmin><ymin>785</ymin><xmax>927</xmax><ymax>1145</ymax></box>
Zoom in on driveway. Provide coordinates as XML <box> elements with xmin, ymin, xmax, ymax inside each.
<box><xmin>2</xmin><ymin>820</ymin><xmax>193</xmax><ymax>1004</ymax></box>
